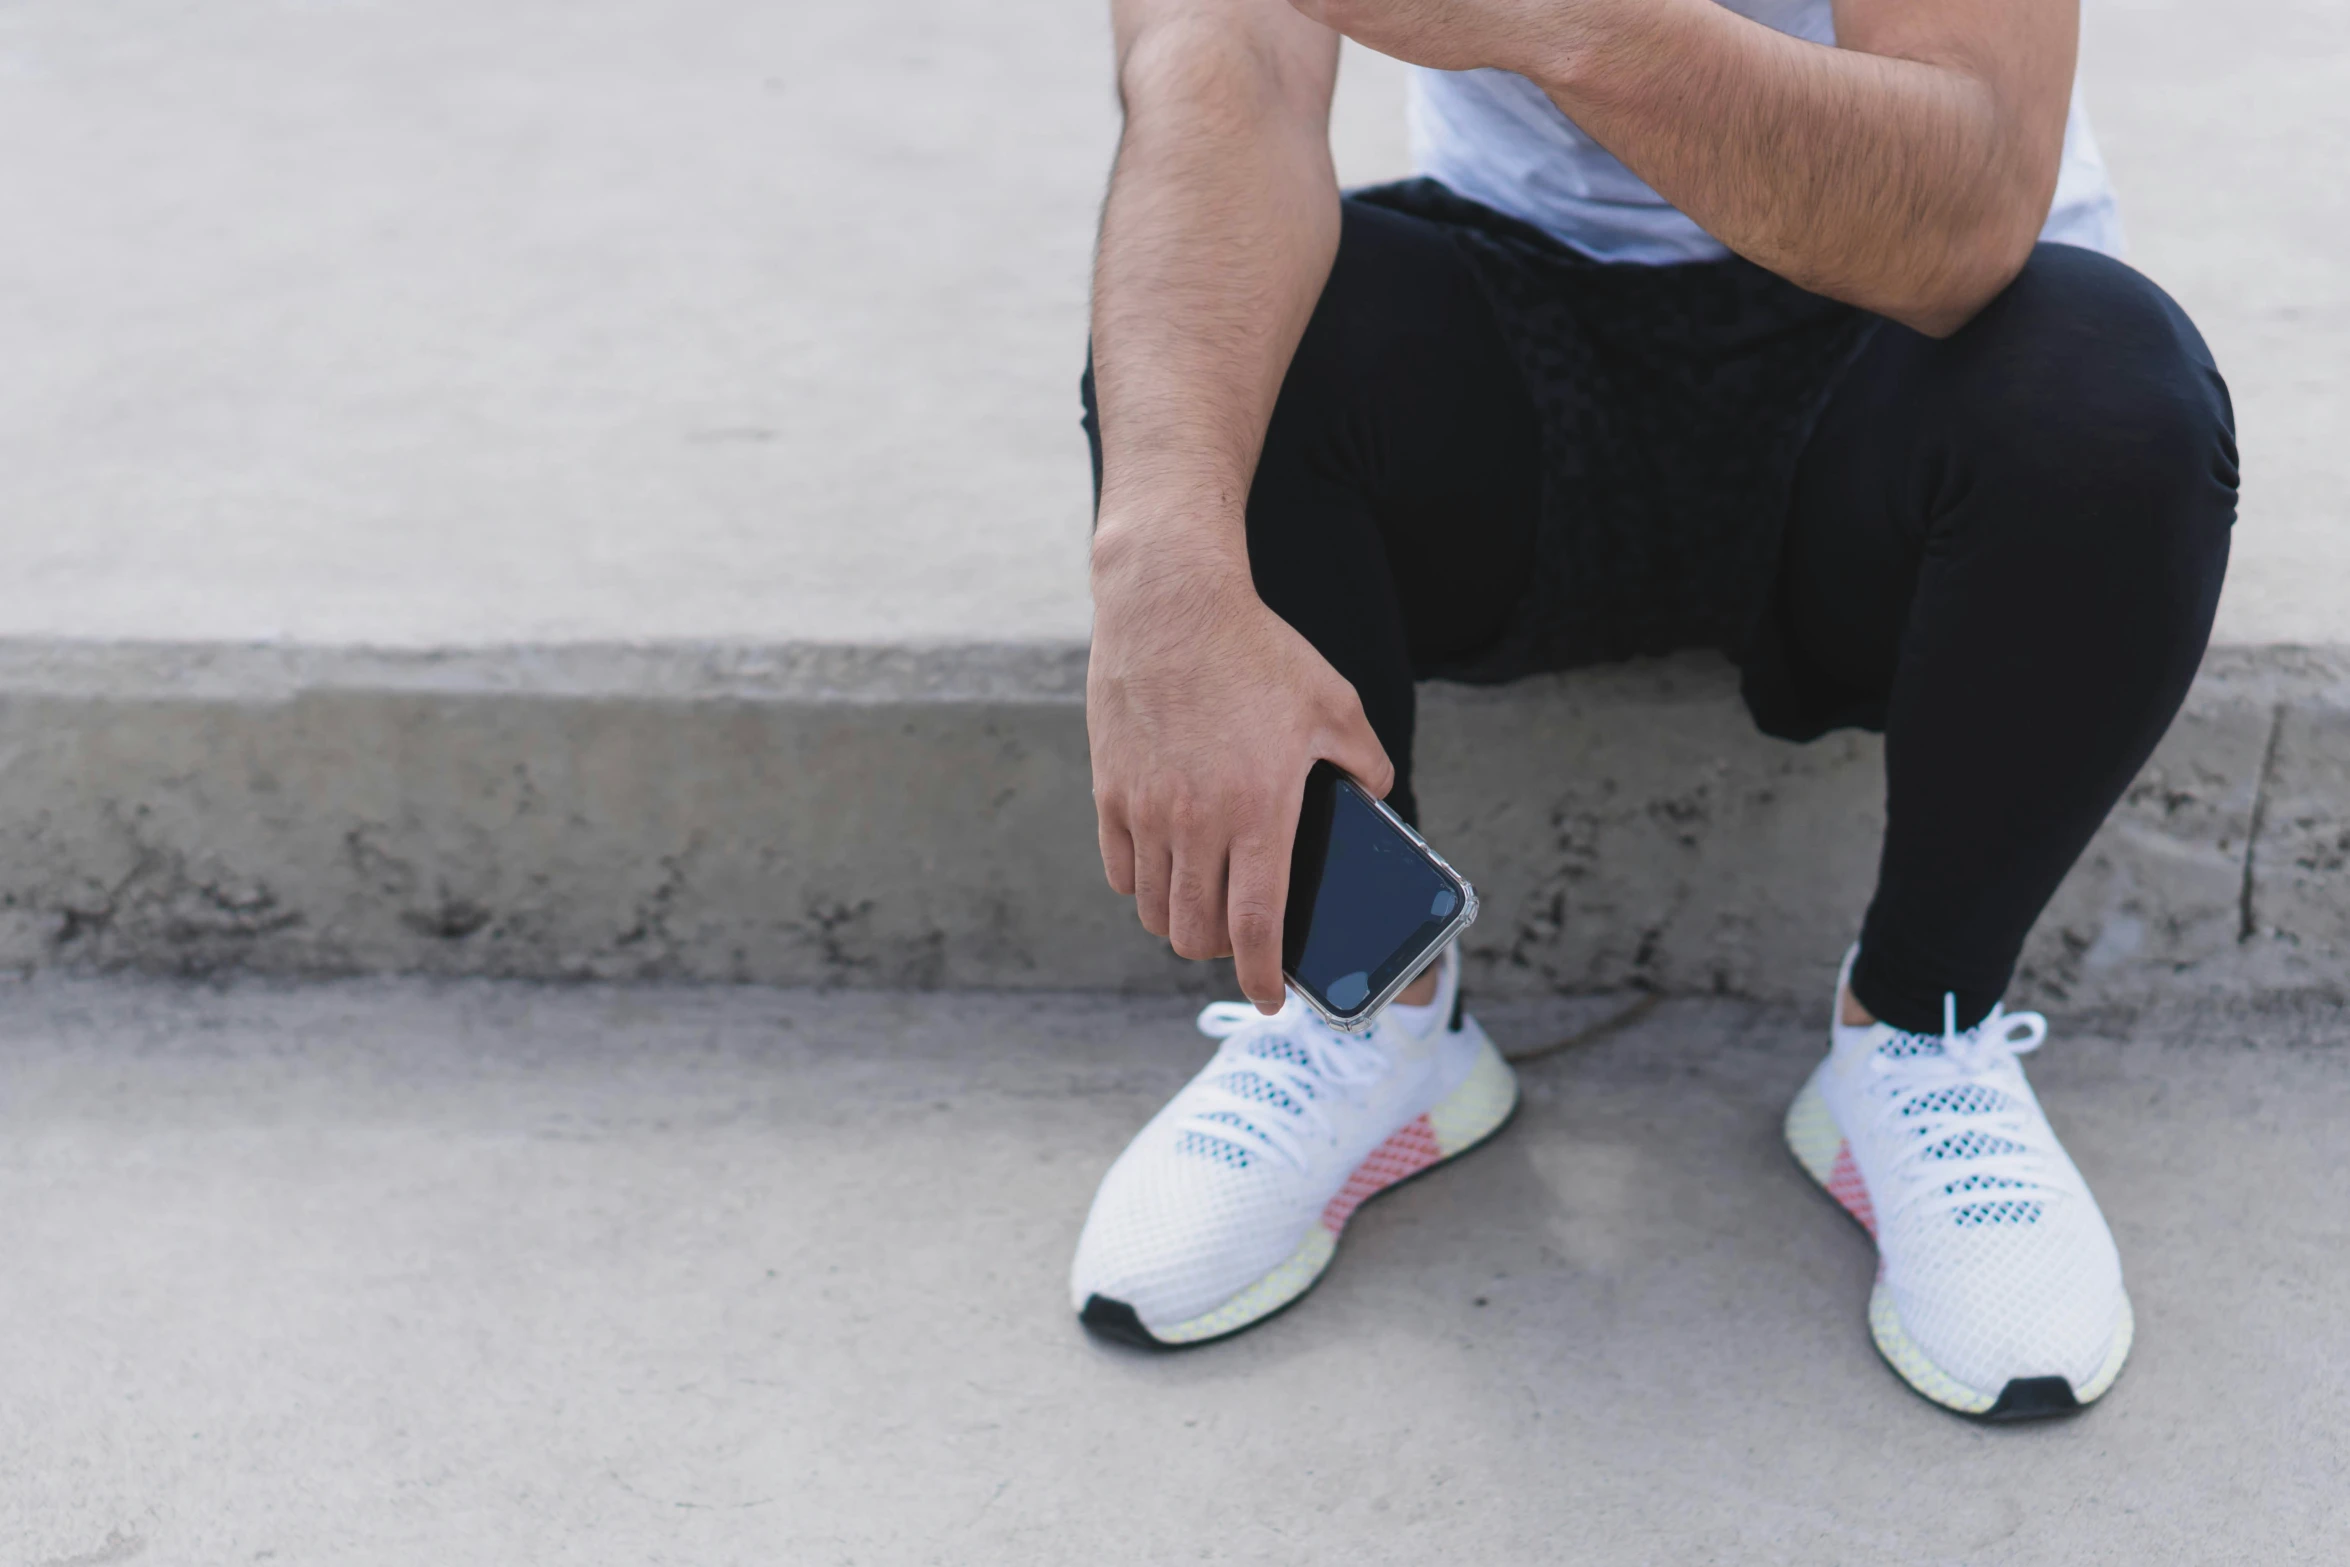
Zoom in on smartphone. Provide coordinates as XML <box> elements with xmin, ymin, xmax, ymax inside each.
<box><xmin>1282</xmin><ymin>761</ymin><xmax>1479</xmax><ymax>1031</ymax></box>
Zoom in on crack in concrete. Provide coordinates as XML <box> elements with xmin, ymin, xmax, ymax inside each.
<box><xmin>1503</xmin><ymin>993</ymin><xmax>1662</xmax><ymax>1066</ymax></box>
<box><xmin>612</xmin><ymin>837</ymin><xmax>702</xmax><ymax>974</ymax></box>
<box><xmin>2238</xmin><ymin>701</ymin><xmax>2287</xmax><ymax>945</ymax></box>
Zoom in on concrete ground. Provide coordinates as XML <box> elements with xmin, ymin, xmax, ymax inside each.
<box><xmin>7</xmin><ymin>979</ymin><xmax>2346</xmax><ymax>1564</ymax></box>
<box><xmin>0</xmin><ymin>0</ymin><xmax>2343</xmax><ymax>649</ymax></box>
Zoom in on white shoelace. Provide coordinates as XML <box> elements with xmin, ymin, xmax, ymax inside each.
<box><xmin>1863</xmin><ymin>995</ymin><xmax>2079</xmax><ymax>1224</ymax></box>
<box><xmin>1176</xmin><ymin>1001</ymin><xmax>1395</xmax><ymax>1172</ymax></box>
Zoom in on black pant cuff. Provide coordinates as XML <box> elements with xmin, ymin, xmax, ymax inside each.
<box><xmin>1849</xmin><ymin>939</ymin><xmax>2011</xmax><ymax>1036</ymax></box>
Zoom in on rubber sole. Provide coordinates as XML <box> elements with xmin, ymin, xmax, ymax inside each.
<box><xmin>1784</xmin><ymin>1064</ymin><xmax>2133</xmax><ymax>1421</ymax></box>
<box><xmin>1080</xmin><ymin>1035</ymin><xmax>1522</xmax><ymax>1351</ymax></box>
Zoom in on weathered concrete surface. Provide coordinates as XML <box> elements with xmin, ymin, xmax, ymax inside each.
<box><xmin>1422</xmin><ymin>646</ymin><xmax>2350</xmax><ymax>1011</ymax></box>
<box><xmin>0</xmin><ymin>638</ymin><xmax>1108</xmax><ymax>989</ymax></box>
<box><xmin>6</xmin><ymin>978</ymin><xmax>2347</xmax><ymax>1564</ymax></box>
<box><xmin>0</xmin><ymin>640</ymin><xmax>2341</xmax><ymax>1011</ymax></box>
<box><xmin>0</xmin><ymin>0</ymin><xmax>2342</xmax><ymax>647</ymax></box>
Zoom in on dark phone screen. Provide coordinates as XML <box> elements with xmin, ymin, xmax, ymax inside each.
<box><xmin>1283</xmin><ymin>762</ymin><xmax>1463</xmax><ymax>1018</ymax></box>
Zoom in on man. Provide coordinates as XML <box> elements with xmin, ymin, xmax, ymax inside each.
<box><xmin>1065</xmin><ymin>0</ymin><xmax>2237</xmax><ymax>1419</ymax></box>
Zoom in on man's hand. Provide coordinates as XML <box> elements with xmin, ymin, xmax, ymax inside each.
<box><xmin>1088</xmin><ymin>527</ymin><xmax>1392</xmax><ymax>1013</ymax></box>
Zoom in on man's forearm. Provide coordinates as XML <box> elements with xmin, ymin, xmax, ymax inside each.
<box><xmin>1090</xmin><ymin>16</ymin><xmax>1341</xmax><ymax>581</ymax></box>
<box><xmin>1295</xmin><ymin>0</ymin><xmax>2073</xmax><ymax>336</ymax></box>
<box><xmin>1534</xmin><ymin>1</ymin><xmax>2073</xmax><ymax>335</ymax></box>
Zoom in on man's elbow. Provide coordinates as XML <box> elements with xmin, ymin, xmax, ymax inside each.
<box><xmin>1885</xmin><ymin>188</ymin><xmax>2049</xmax><ymax>339</ymax></box>
<box><xmin>1895</xmin><ymin>253</ymin><xmax>2031</xmax><ymax>339</ymax></box>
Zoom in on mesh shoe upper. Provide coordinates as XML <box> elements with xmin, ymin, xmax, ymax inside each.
<box><xmin>1070</xmin><ymin>951</ymin><xmax>1480</xmax><ymax>1331</ymax></box>
<box><xmin>1820</xmin><ymin>985</ymin><xmax>2129</xmax><ymax>1395</ymax></box>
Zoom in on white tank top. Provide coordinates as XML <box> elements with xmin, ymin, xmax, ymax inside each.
<box><xmin>1407</xmin><ymin>0</ymin><xmax>2125</xmax><ymax>265</ymax></box>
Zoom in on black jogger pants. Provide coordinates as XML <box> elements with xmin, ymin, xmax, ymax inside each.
<box><xmin>1083</xmin><ymin>200</ymin><xmax>2237</xmax><ymax>1032</ymax></box>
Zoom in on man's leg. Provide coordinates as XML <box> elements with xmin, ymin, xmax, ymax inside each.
<box><xmin>1773</xmin><ymin>242</ymin><xmax>2236</xmax><ymax>1417</ymax></box>
<box><xmin>1781</xmin><ymin>242</ymin><xmax>2237</xmax><ymax>1032</ymax></box>
<box><xmin>1085</xmin><ymin>195</ymin><xmax>1541</xmax><ymax>829</ymax></box>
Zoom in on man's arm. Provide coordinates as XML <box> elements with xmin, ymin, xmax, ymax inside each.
<box><xmin>1296</xmin><ymin>0</ymin><xmax>2076</xmax><ymax>336</ymax></box>
<box><xmin>1088</xmin><ymin>0</ymin><xmax>1395</xmax><ymax>1010</ymax></box>
<box><xmin>1093</xmin><ymin>1</ymin><xmax>1338</xmax><ymax>551</ymax></box>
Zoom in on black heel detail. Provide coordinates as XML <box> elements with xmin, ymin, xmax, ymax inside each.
<box><xmin>1079</xmin><ymin>1295</ymin><xmax>1166</xmax><ymax>1350</ymax></box>
<box><xmin>1983</xmin><ymin>1376</ymin><xmax>2082</xmax><ymax>1421</ymax></box>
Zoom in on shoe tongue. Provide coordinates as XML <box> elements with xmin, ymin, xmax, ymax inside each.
<box><xmin>1245</xmin><ymin>1033</ymin><xmax>1317</xmax><ymax>1072</ymax></box>
<box><xmin>1874</xmin><ymin>1027</ymin><xmax>1948</xmax><ymax>1062</ymax></box>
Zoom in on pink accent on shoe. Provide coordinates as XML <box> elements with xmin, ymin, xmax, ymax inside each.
<box><xmin>1322</xmin><ymin>1115</ymin><xmax>1444</xmax><ymax>1232</ymax></box>
<box><xmin>1826</xmin><ymin>1141</ymin><xmax>1878</xmax><ymax>1238</ymax></box>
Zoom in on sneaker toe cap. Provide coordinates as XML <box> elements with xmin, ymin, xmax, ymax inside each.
<box><xmin>1068</xmin><ymin>1153</ymin><xmax>1315</xmax><ymax>1331</ymax></box>
<box><xmin>1883</xmin><ymin>1206</ymin><xmax>2128</xmax><ymax>1396</ymax></box>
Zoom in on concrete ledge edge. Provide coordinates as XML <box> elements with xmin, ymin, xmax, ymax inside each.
<box><xmin>0</xmin><ymin>635</ymin><xmax>2340</xmax><ymax>711</ymax></box>
<box><xmin>0</xmin><ymin>637</ymin><xmax>1095</xmax><ymax>705</ymax></box>
<box><xmin>0</xmin><ymin>636</ymin><xmax>2339</xmax><ymax>1006</ymax></box>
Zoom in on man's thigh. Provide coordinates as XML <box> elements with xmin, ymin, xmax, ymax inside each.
<box><xmin>1257</xmin><ymin>197</ymin><xmax>1543</xmax><ymax>672</ymax></box>
<box><xmin>1082</xmin><ymin>196</ymin><xmax>1543</xmax><ymax>679</ymax></box>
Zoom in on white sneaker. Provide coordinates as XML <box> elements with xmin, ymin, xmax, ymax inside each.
<box><xmin>1785</xmin><ymin>949</ymin><xmax>2134</xmax><ymax>1418</ymax></box>
<box><xmin>1071</xmin><ymin>945</ymin><xmax>1518</xmax><ymax>1347</ymax></box>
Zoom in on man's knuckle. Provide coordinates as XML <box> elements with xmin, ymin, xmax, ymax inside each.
<box><xmin>1227</xmin><ymin>789</ymin><xmax>1277</xmax><ymax>833</ymax></box>
<box><xmin>1166</xmin><ymin>791</ymin><xmax>1218</xmax><ymax>836</ymax></box>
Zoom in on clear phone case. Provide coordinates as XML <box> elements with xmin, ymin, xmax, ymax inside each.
<box><xmin>1288</xmin><ymin>777</ymin><xmax>1480</xmax><ymax>1033</ymax></box>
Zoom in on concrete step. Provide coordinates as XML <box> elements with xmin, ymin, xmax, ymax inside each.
<box><xmin>2</xmin><ymin>638</ymin><xmax>2342</xmax><ymax>1010</ymax></box>
<box><xmin>10</xmin><ymin>975</ymin><xmax>2348</xmax><ymax>1562</ymax></box>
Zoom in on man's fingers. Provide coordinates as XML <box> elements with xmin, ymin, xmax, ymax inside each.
<box><xmin>1323</xmin><ymin>695</ymin><xmax>1397</xmax><ymax>801</ymax></box>
<box><xmin>1228</xmin><ymin>809</ymin><xmax>1298</xmax><ymax>1014</ymax></box>
<box><xmin>1097</xmin><ymin>808</ymin><xmax>1137</xmax><ymax>897</ymax></box>
<box><xmin>1166</xmin><ymin>835</ymin><xmax>1232</xmax><ymax>962</ymax></box>
<box><xmin>1131</xmin><ymin>830</ymin><xmax>1173</xmax><ymax>939</ymax></box>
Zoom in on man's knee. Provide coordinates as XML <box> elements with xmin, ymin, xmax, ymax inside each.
<box><xmin>1943</xmin><ymin>245</ymin><xmax>2238</xmax><ymax>562</ymax></box>
<box><xmin>1954</xmin><ymin>246</ymin><xmax>2237</xmax><ymax>487</ymax></box>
